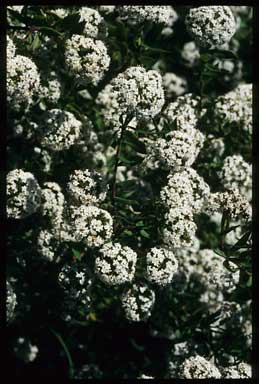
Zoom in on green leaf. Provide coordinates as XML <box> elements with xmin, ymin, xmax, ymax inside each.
<box><xmin>222</xmin><ymin>224</ymin><xmax>240</xmax><ymax>236</ymax></box>
<box><xmin>88</xmin><ymin>312</ymin><xmax>97</xmax><ymax>321</ymax></box>
<box><xmin>231</xmin><ymin>231</ymin><xmax>251</xmax><ymax>250</ymax></box>
<box><xmin>200</xmin><ymin>53</ymin><xmax>212</xmax><ymax>63</ymax></box>
<box><xmin>122</xmin><ymin>230</ymin><xmax>133</xmax><ymax>236</ymax></box>
<box><xmin>118</xmin><ymin>154</ymin><xmax>135</xmax><ymax>165</ymax></box>
<box><xmin>38</xmin><ymin>26</ymin><xmax>63</xmax><ymax>37</ymax></box>
<box><xmin>140</xmin><ymin>229</ymin><xmax>150</xmax><ymax>239</ymax></box>
<box><xmin>31</xmin><ymin>34</ymin><xmax>41</xmax><ymax>51</ymax></box>
<box><xmin>136</xmin><ymin>221</ymin><xmax>145</xmax><ymax>227</ymax></box>
<box><xmin>72</xmin><ymin>248</ymin><xmax>82</xmax><ymax>260</ymax></box>
<box><xmin>223</xmin><ymin>259</ymin><xmax>238</xmax><ymax>272</ymax></box>
<box><xmin>61</xmin><ymin>13</ymin><xmax>84</xmax><ymax>34</ymax></box>
<box><xmin>135</xmin><ymin>36</ymin><xmax>142</xmax><ymax>47</ymax></box>
<box><xmin>214</xmin><ymin>248</ymin><xmax>225</xmax><ymax>257</ymax></box>
<box><xmin>114</xmin><ymin>196</ymin><xmax>137</xmax><ymax>205</ymax></box>
<box><xmin>208</xmin><ymin>49</ymin><xmax>238</xmax><ymax>60</ymax></box>
<box><xmin>124</xmin><ymin>131</ymin><xmax>146</xmax><ymax>154</ymax></box>
<box><xmin>246</xmin><ymin>275</ymin><xmax>252</xmax><ymax>287</ymax></box>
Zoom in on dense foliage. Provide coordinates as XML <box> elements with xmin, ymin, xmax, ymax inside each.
<box><xmin>6</xmin><ymin>5</ymin><xmax>252</xmax><ymax>379</ymax></box>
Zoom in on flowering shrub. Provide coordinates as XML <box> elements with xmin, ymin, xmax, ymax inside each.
<box><xmin>6</xmin><ymin>5</ymin><xmax>252</xmax><ymax>379</ymax></box>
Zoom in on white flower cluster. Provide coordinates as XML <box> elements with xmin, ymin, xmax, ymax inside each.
<box><xmin>197</xmin><ymin>249</ymin><xmax>240</xmax><ymax>293</ymax></box>
<box><xmin>58</xmin><ymin>262</ymin><xmax>92</xmax><ymax>321</ymax></box>
<box><xmin>95</xmin><ymin>242</ymin><xmax>137</xmax><ymax>285</ymax></box>
<box><xmin>67</xmin><ymin>169</ymin><xmax>107</xmax><ymax>206</ymax></box>
<box><xmin>146</xmin><ymin>247</ymin><xmax>178</xmax><ymax>286</ymax></box>
<box><xmin>161</xmin><ymin>168</ymin><xmax>210</xmax><ymax>214</ymax></box>
<box><xmin>65</xmin><ymin>34</ymin><xmax>110</xmax><ymax>85</ymax></box>
<box><xmin>230</xmin><ymin>6</ymin><xmax>252</xmax><ymax>29</ymax></box>
<box><xmin>214</xmin><ymin>83</ymin><xmax>252</xmax><ymax>134</ymax></box>
<box><xmin>96</xmin><ymin>66</ymin><xmax>164</xmax><ymax>132</ymax></box>
<box><xmin>12</xmin><ymin>117</ymin><xmax>39</xmax><ymax>139</ymax></box>
<box><xmin>7</xmin><ymin>35</ymin><xmax>16</xmax><ymax>61</ymax></box>
<box><xmin>225</xmin><ymin>222</ymin><xmax>244</xmax><ymax>246</ymax></box>
<box><xmin>181</xmin><ymin>41</ymin><xmax>200</xmax><ymax>67</ymax></box>
<box><xmin>33</xmin><ymin>147</ymin><xmax>52</xmax><ymax>173</ymax></box>
<box><xmin>242</xmin><ymin>319</ymin><xmax>252</xmax><ymax>349</ymax></box>
<box><xmin>41</xmin><ymin>182</ymin><xmax>65</xmax><ymax>225</ymax></box>
<box><xmin>205</xmin><ymin>135</ymin><xmax>225</xmax><ymax>158</ymax></box>
<box><xmin>7</xmin><ymin>169</ymin><xmax>42</xmax><ymax>219</ymax></box>
<box><xmin>7</xmin><ymin>280</ymin><xmax>17</xmax><ymax>322</ymax></box>
<box><xmin>212</xmin><ymin>57</ymin><xmax>243</xmax><ymax>84</ymax></box>
<box><xmin>173</xmin><ymin>237</ymin><xmax>201</xmax><ymax>286</ymax></box>
<box><xmin>138</xmin><ymin>374</ymin><xmax>154</xmax><ymax>379</ymax></box>
<box><xmin>14</xmin><ymin>338</ymin><xmax>39</xmax><ymax>363</ymax></box>
<box><xmin>143</xmin><ymin>96</ymin><xmax>206</xmax><ymax>252</ymax></box>
<box><xmin>205</xmin><ymin>188</ymin><xmax>252</xmax><ymax>221</ymax></box>
<box><xmin>7</xmin><ymin>5</ymin><xmax>24</xmax><ymax>13</ymax></box>
<box><xmin>219</xmin><ymin>155</ymin><xmax>252</xmax><ymax>201</ymax></box>
<box><xmin>151</xmin><ymin>128</ymin><xmax>204</xmax><ymax>171</ymax></box>
<box><xmin>142</xmin><ymin>93</ymin><xmax>205</xmax><ymax>176</ymax></box>
<box><xmin>162</xmin><ymin>73</ymin><xmax>187</xmax><ymax>99</ymax></box>
<box><xmin>117</xmin><ymin>6</ymin><xmax>178</xmax><ymax>27</ymax></box>
<box><xmin>37</xmin><ymin>229</ymin><xmax>61</xmax><ymax>262</ymax></box>
<box><xmin>40</xmin><ymin>76</ymin><xmax>62</xmax><ymax>104</ymax></box>
<box><xmin>167</xmin><ymin>342</ymin><xmax>191</xmax><ymax>377</ymax></box>
<box><xmin>98</xmin><ymin>6</ymin><xmax>115</xmax><ymax>15</ymax></box>
<box><xmin>163</xmin><ymin>206</ymin><xmax>197</xmax><ymax>249</ymax></box>
<box><xmin>121</xmin><ymin>284</ymin><xmax>155</xmax><ymax>322</ymax></box>
<box><xmin>49</xmin><ymin>7</ymin><xmax>70</xmax><ymax>18</ymax></box>
<box><xmin>7</xmin><ymin>52</ymin><xmax>41</xmax><ymax>110</ymax></box>
<box><xmin>209</xmin><ymin>301</ymin><xmax>242</xmax><ymax>330</ymax></box>
<box><xmin>185</xmin><ymin>6</ymin><xmax>236</xmax><ymax>48</ymax></box>
<box><xmin>74</xmin><ymin>363</ymin><xmax>103</xmax><ymax>379</ymax></box>
<box><xmin>69</xmin><ymin>205</ymin><xmax>113</xmax><ymax>247</ymax></box>
<box><xmin>179</xmin><ymin>355</ymin><xmax>221</xmax><ymax>379</ymax></box>
<box><xmin>221</xmin><ymin>362</ymin><xmax>251</xmax><ymax>379</ymax></box>
<box><xmin>58</xmin><ymin>262</ymin><xmax>92</xmax><ymax>322</ymax></box>
<box><xmin>162</xmin><ymin>93</ymin><xmax>204</xmax><ymax>132</ymax></box>
<box><xmin>79</xmin><ymin>7</ymin><xmax>105</xmax><ymax>38</ymax></box>
<box><xmin>40</xmin><ymin>109</ymin><xmax>82</xmax><ymax>151</ymax></box>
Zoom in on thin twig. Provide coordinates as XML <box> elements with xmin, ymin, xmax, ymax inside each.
<box><xmin>50</xmin><ymin>327</ymin><xmax>74</xmax><ymax>379</ymax></box>
<box><xmin>7</xmin><ymin>25</ymin><xmax>30</xmax><ymax>31</ymax></box>
<box><xmin>111</xmin><ymin>114</ymin><xmax>133</xmax><ymax>206</ymax></box>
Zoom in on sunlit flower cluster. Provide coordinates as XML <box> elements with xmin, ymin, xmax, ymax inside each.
<box><xmin>96</xmin><ymin>66</ymin><xmax>164</xmax><ymax>132</ymax></box>
<box><xmin>117</xmin><ymin>6</ymin><xmax>178</xmax><ymax>27</ymax></box>
<box><xmin>65</xmin><ymin>34</ymin><xmax>110</xmax><ymax>85</ymax></box>
<box><xmin>7</xmin><ymin>169</ymin><xmax>42</xmax><ymax>219</ymax></box>
<box><xmin>95</xmin><ymin>242</ymin><xmax>137</xmax><ymax>285</ymax></box>
<box><xmin>121</xmin><ymin>284</ymin><xmax>155</xmax><ymax>322</ymax></box>
<box><xmin>185</xmin><ymin>6</ymin><xmax>236</xmax><ymax>48</ymax></box>
<box><xmin>40</xmin><ymin>109</ymin><xmax>82</xmax><ymax>151</ymax></box>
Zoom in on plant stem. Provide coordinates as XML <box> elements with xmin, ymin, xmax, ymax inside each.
<box><xmin>111</xmin><ymin>114</ymin><xmax>133</xmax><ymax>206</ymax></box>
<box><xmin>7</xmin><ymin>25</ymin><xmax>30</xmax><ymax>31</ymax></box>
<box><xmin>50</xmin><ymin>328</ymin><xmax>74</xmax><ymax>379</ymax></box>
